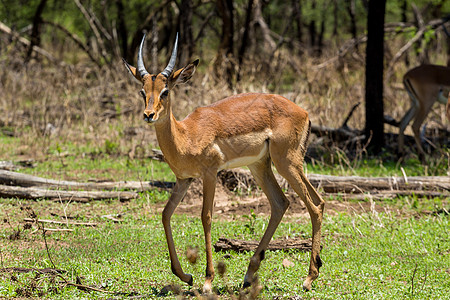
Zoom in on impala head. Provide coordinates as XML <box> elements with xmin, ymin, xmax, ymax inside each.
<box><xmin>122</xmin><ymin>33</ymin><xmax>199</xmax><ymax>123</ymax></box>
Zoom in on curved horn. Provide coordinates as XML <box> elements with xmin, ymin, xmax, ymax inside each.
<box><xmin>161</xmin><ymin>33</ymin><xmax>179</xmax><ymax>78</ymax></box>
<box><xmin>137</xmin><ymin>34</ymin><xmax>149</xmax><ymax>78</ymax></box>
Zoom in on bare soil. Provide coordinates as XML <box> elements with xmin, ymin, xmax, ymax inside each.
<box><xmin>155</xmin><ymin>179</ymin><xmax>383</xmax><ymax>220</ymax></box>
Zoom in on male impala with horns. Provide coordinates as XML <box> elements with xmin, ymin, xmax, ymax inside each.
<box><xmin>122</xmin><ymin>33</ymin><xmax>325</xmax><ymax>293</ymax></box>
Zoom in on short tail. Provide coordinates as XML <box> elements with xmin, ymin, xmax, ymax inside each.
<box><xmin>300</xmin><ymin>120</ymin><xmax>311</xmax><ymax>158</ymax></box>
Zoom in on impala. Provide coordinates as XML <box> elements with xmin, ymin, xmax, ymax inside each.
<box><xmin>398</xmin><ymin>64</ymin><xmax>450</xmax><ymax>159</ymax></box>
<box><xmin>122</xmin><ymin>34</ymin><xmax>325</xmax><ymax>293</ymax></box>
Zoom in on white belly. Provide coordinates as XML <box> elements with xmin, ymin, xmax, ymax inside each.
<box><xmin>218</xmin><ymin>138</ymin><xmax>269</xmax><ymax>170</ymax></box>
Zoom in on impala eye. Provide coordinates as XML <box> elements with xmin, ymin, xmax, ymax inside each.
<box><xmin>139</xmin><ymin>90</ymin><xmax>146</xmax><ymax>103</ymax></box>
<box><xmin>160</xmin><ymin>89</ymin><xmax>169</xmax><ymax>98</ymax></box>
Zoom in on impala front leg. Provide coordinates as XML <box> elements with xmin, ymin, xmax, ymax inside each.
<box><xmin>162</xmin><ymin>178</ymin><xmax>194</xmax><ymax>285</ymax></box>
<box><xmin>201</xmin><ymin>171</ymin><xmax>217</xmax><ymax>294</ymax></box>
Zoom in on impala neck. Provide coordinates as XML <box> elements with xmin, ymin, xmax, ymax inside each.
<box><xmin>153</xmin><ymin>100</ymin><xmax>185</xmax><ymax>165</ymax></box>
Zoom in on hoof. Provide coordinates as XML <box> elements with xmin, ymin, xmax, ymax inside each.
<box><xmin>203</xmin><ymin>281</ymin><xmax>212</xmax><ymax>294</ymax></box>
<box><xmin>186</xmin><ymin>274</ymin><xmax>193</xmax><ymax>286</ymax></box>
<box><xmin>302</xmin><ymin>280</ymin><xmax>312</xmax><ymax>291</ymax></box>
<box><xmin>243</xmin><ymin>281</ymin><xmax>251</xmax><ymax>289</ymax></box>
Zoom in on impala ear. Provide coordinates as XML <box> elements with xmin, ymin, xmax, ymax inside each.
<box><xmin>168</xmin><ymin>59</ymin><xmax>199</xmax><ymax>88</ymax></box>
<box><xmin>122</xmin><ymin>58</ymin><xmax>143</xmax><ymax>82</ymax></box>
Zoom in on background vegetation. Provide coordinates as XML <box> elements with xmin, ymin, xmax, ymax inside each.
<box><xmin>0</xmin><ymin>0</ymin><xmax>449</xmax><ymax>159</ymax></box>
<box><xmin>0</xmin><ymin>0</ymin><xmax>449</xmax><ymax>298</ymax></box>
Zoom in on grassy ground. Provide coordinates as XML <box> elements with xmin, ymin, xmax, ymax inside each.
<box><xmin>2</xmin><ymin>134</ymin><xmax>448</xmax><ymax>183</ymax></box>
<box><xmin>1</xmin><ymin>134</ymin><xmax>449</xmax><ymax>299</ymax></box>
<box><xmin>1</xmin><ymin>194</ymin><xmax>449</xmax><ymax>299</ymax></box>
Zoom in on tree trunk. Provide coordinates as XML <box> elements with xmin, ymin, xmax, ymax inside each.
<box><xmin>447</xmin><ymin>35</ymin><xmax>450</xmax><ymax>67</ymax></box>
<box><xmin>115</xmin><ymin>0</ymin><xmax>128</xmax><ymax>59</ymax></box>
<box><xmin>332</xmin><ymin>0</ymin><xmax>338</xmax><ymax>37</ymax></box>
<box><xmin>125</xmin><ymin>0</ymin><xmax>169</xmax><ymax>64</ymax></box>
<box><xmin>293</xmin><ymin>0</ymin><xmax>304</xmax><ymax>54</ymax></box>
<box><xmin>25</xmin><ymin>0</ymin><xmax>48</xmax><ymax>62</ymax></box>
<box><xmin>316</xmin><ymin>2</ymin><xmax>327</xmax><ymax>57</ymax></box>
<box><xmin>346</xmin><ymin>0</ymin><xmax>358</xmax><ymax>48</ymax></box>
<box><xmin>237</xmin><ymin>0</ymin><xmax>254</xmax><ymax>81</ymax></box>
<box><xmin>179</xmin><ymin>0</ymin><xmax>194</xmax><ymax>67</ymax></box>
<box><xmin>412</xmin><ymin>3</ymin><xmax>429</xmax><ymax>64</ymax></box>
<box><xmin>364</xmin><ymin>0</ymin><xmax>386</xmax><ymax>154</ymax></box>
<box><xmin>401</xmin><ymin>0</ymin><xmax>410</xmax><ymax>66</ymax></box>
<box><xmin>214</xmin><ymin>0</ymin><xmax>235</xmax><ymax>88</ymax></box>
<box><xmin>308</xmin><ymin>0</ymin><xmax>317</xmax><ymax>53</ymax></box>
<box><xmin>150</xmin><ymin>16</ymin><xmax>159</xmax><ymax>72</ymax></box>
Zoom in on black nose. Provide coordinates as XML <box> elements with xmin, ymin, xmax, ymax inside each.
<box><xmin>143</xmin><ymin>112</ymin><xmax>155</xmax><ymax>122</ymax></box>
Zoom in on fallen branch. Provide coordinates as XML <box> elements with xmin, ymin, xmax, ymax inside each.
<box><xmin>101</xmin><ymin>214</ymin><xmax>122</xmax><ymax>223</ymax></box>
<box><xmin>42</xmin><ymin>228</ymin><xmax>74</xmax><ymax>232</ymax></box>
<box><xmin>0</xmin><ymin>184</ymin><xmax>137</xmax><ymax>202</ymax></box>
<box><xmin>214</xmin><ymin>237</ymin><xmax>316</xmax><ymax>253</ymax></box>
<box><xmin>341</xmin><ymin>102</ymin><xmax>361</xmax><ymax>128</ymax></box>
<box><xmin>61</xmin><ymin>281</ymin><xmax>113</xmax><ymax>294</ymax></box>
<box><xmin>24</xmin><ymin>218</ymin><xmax>97</xmax><ymax>226</ymax></box>
<box><xmin>0</xmin><ymin>267</ymin><xmax>66</xmax><ymax>274</ymax></box>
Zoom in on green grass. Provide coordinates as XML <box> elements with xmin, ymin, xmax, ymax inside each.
<box><xmin>1</xmin><ymin>196</ymin><xmax>449</xmax><ymax>299</ymax></box>
<box><xmin>1</xmin><ymin>134</ymin><xmax>448</xmax><ymax>182</ymax></box>
<box><xmin>1</xmin><ymin>132</ymin><xmax>449</xmax><ymax>299</ymax></box>
<box><xmin>306</xmin><ymin>153</ymin><xmax>449</xmax><ymax>177</ymax></box>
<box><xmin>0</xmin><ymin>134</ymin><xmax>175</xmax><ymax>182</ymax></box>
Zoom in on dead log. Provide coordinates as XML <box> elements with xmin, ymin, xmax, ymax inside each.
<box><xmin>214</xmin><ymin>237</ymin><xmax>316</xmax><ymax>253</ymax></box>
<box><xmin>219</xmin><ymin>168</ymin><xmax>450</xmax><ymax>193</ymax></box>
<box><xmin>0</xmin><ymin>161</ymin><xmax>17</xmax><ymax>171</ymax></box>
<box><xmin>0</xmin><ymin>184</ymin><xmax>137</xmax><ymax>202</ymax></box>
<box><xmin>0</xmin><ymin>170</ymin><xmax>171</xmax><ymax>191</ymax></box>
<box><xmin>307</xmin><ymin>174</ymin><xmax>450</xmax><ymax>193</ymax></box>
<box><xmin>1</xmin><ymin>170</ymin><xmax>448</xmax><ymax>201</ymax></box>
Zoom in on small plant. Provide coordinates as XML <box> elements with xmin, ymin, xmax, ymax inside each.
<box><xmin>104</xmin><ymin>139</ymin><xmax>119</xmax><ymax>155</ymax></box>
<box><xmin>243</xmin><ymin>210</ymin><xmax>257</xmax><ymax>235</ymax></box>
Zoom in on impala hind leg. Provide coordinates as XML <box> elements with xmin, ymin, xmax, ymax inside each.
<box><xmin>411</xmin><ymin>100</ymin><xmax>435</xmax><ymax>162</ymax></box>
<box><xmin>271</xmin><ymin>154</ymin><xmax>325</xmax><ymax>291</ymax></box>
<box><xmin>162</xmin><ymin>178</ymin><xmax>194</xmax><ymax>285</ymax></box>
<box><xmin>398</xmin><ymin>106</ymin><xmax>417</xmax><ymax>156</ymax></box>
<box><xmin>243</xmin><ymin>156</ymin><xmax>290</xmax><ymax>288</ymax></box>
